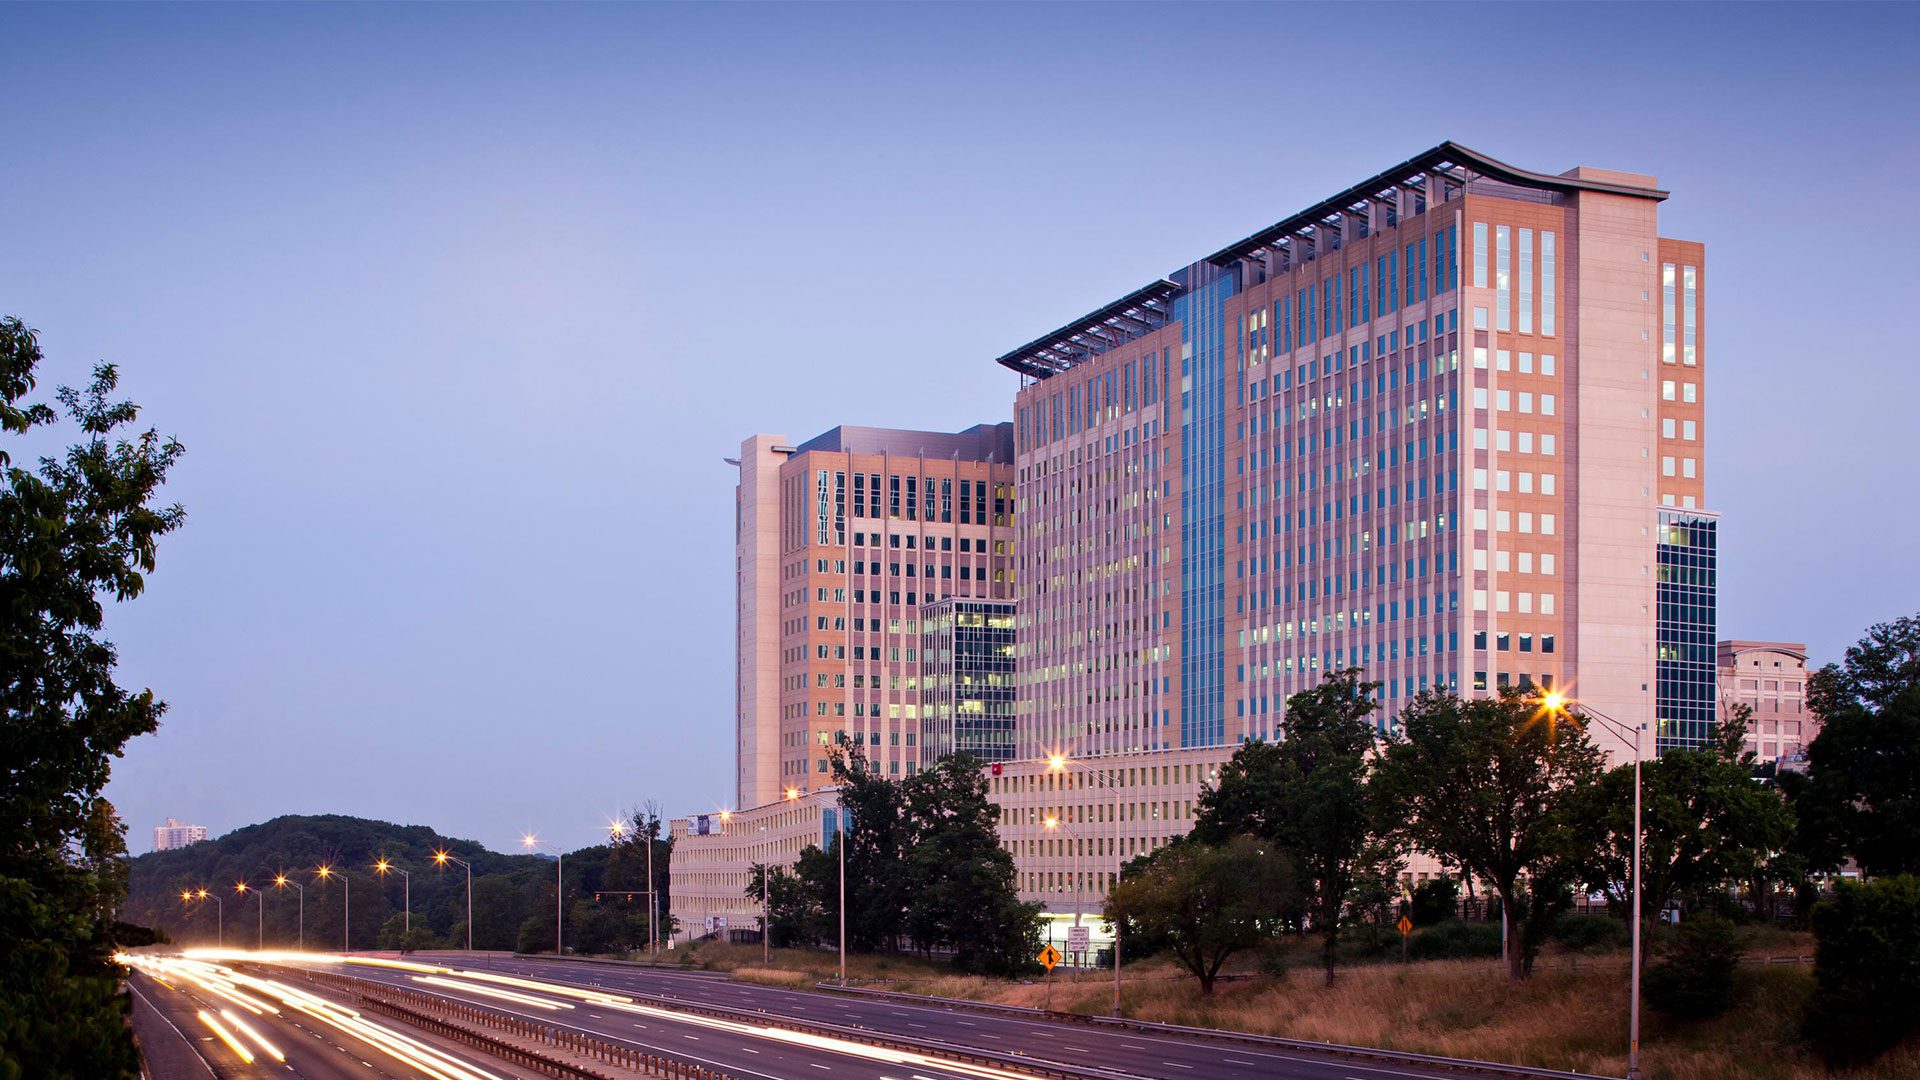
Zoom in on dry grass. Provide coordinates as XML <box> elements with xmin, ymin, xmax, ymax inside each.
<box><xmin>665</xmin><ymin>940</ymin><xmax>1917</xmax><ymax>1080</ymax></box>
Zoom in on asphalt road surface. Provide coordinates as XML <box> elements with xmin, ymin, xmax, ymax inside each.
<box><xmin>129</xmin><ymin>965</ymin><xmax>526</xmax><ymax>1080</ymax></box>
<box><xmin>286</xmin><ymin>953</ymin><xmax>1477</xmax><ymax>1080</ymax></box>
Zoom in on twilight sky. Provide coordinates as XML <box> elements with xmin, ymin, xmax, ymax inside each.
<box><xmin>3</xmin><ymin>3</ymin><xmax>1915</xmax><ymax>854</ymax></box>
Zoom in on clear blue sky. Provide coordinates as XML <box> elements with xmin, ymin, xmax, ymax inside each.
<box><xmin>3</xmin><ymin>3</ymin><xmax>1914</xmax><ymax>854</ymax></box>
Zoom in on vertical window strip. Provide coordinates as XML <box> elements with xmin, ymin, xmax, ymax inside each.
<box><xmin>1683</xmin><ymin>265</ymin><xmax>1697</xmax><ymax>365</ymax></box>
<box><xmin>1519</xmin><ymin>228</ymin><xmax>1534</xmax><ymax>335</ymax></box>
<box><xmin>1542</xmin><ymin>232</ymin><xmax>1556</xmax><ymax>336</ymax></box>
<box><xmin>1662</xmin><ymin>263</ymin><xmax>1677</xmax><ymax>363</ymax></box>
<box><xmin>1495</xmin><ymin>226</ymin><xmax>1511</xmax><ymax>332</ymax></box>
<box><xmin>1473</xmin><ymin>223</ymin><xmax>1488</xmax><ymax>289</ymax></box>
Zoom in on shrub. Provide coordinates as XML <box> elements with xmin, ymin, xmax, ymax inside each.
<box><xmin>1406</xmin><ymin>918</ymin><xmax>1502</xmax><ymax>961</ymax></box>
<box><xmin>1409</xmin><ymin>878</ymin><xmax>1459</xmax><ymax>928</ymax></box>
<box><xmin>1644</xmin><ymin>913</ymin><xmax>1740</xmax><ymax>1019</ymax></box>
<box><xmin>1803</xmin><ymin>875</ymin><xmax>1920</xmax><ymax>1066</ymax></box>
<box><xmin>1549</xmin><ymin>912</ymin><xmax>1629</xmax><ymax>954</ymax></box>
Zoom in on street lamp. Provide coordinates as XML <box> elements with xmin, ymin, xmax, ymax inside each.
<box><xmin>313</xmin><ymin>866</ymin><xmax>351</xmax><ymax>952</ymax></box>
<box><xmin>235</xmin><ymin>882</ymin><xmax>263</xmax><ymax>950</ymax></box>
<box><xmin>433</xmin><ymin>850</ymin><xmax>474</xmax><ymax>952</ymax></box>
<box><xmin>183</xmin><ymin>888</ymin><xmax>223</xmax><ymax>948</ymax></box>
<box><xmin>272</xmin><ymin>874</ymin><xmax>304</xmax><ymax>949</ymax></box>
<box><xmin>521</xmin><ymin>834</ymin><xmax>565</xmax><ymax>956</ymax></box>
<box><xmin>1540</xmin><ymin>691</ymin><xmax>1647</xmax><ymax>1080</ymax></box>
<box><xmin>1043</xmin><ymin>816</ymin><xmax>1086</xmax><ymax>967</ymax></box>
<box><xmin>373</xmin><ymin>859</ymin><xmax>411</xmax><ymax>937</ymax></box>
<box><xmin>611</xmin><ymin>815</ymin><xmax>664</xmax><ymax>953</ymax></box>
<box><xmin>1045</xmin><ymin>753</ymin><xmax>1124</xmax><ymax>1017</ymax></box>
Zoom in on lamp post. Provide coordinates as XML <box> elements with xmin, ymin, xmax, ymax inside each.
<box><xmin>1043</xmin><ymin>816</ymin><xmax>1084</xmax><ymax>966</ymax></box>
<box><xmin>313</xmin><ymin>866</ymin><xmax>350</xmax><ymax>952</ymax></box>
<box><xmin>1540</xmin><ymin>691</ymin><xmax>1646</xmax><ymax>1080</ymax></box>
<box><xmin>374</xmin><ymin>859</ymin><xmax>411</xmax><ymax>936</ymax></box>
<box><xmin>521</xmin><ymin>835</ymin><xmax>565</xmax><ymax>956</ymax></box>
<box><xmin>1045</xmin><ymin>754</ymin><xmax>1124</xmax><ymax>1016</ymax></box>
<box><xmin>273</xmin><ymin>874</ymin><xmax>304</xmax><ymax>949</ymax></box>
<box><xmin>433</xmin><ymin>851</ymin><xmax>473</xmax><ymax>952</ymax></box>
<box><xmin>183</xmin><ymin>888</ymin><xmax>223</xmax><ymax>948</ymax></box>
<box><xmin>235</xmin><ymin>882</ymin><xmax>264</xmax><ymax>950</ymax></box>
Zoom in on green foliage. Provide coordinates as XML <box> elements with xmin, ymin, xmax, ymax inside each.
<box><xmin>1644</xmin><ymin>913</ymin><xmax>1740</xmax><ymax>1019</ymax></box>
<box><xmin>1790</xmin><ymin>614</ymin><xmax>1920</xmax><ymax>876</ymax></box>
<box><xmin>745</xmin><ymin>864</ymin><xmax>812</xmax><ymax>948</ymax></box>
<box><xmin>781</xmin><ymin>753</ymin><xmax>1040</xmax><ymax>974</ymax></box>
<box><xmin>1569</xmin><ymin>706</ymin><xmax>1792</xmax><ymax>942</ymax></box>
<box><xmin>1</xmin><ymin>318</ymin><xmax>183</xmax><ymax>1080</ymax></box>
<box><xmin>1547</xmin><ymin>912</ymin><xmax>1629</xmax><ymax>954</ymax></box>
<box><xmin>1406</xmin><ymin>918</ymin><xmax>1503</xmax><ymax>961</ymax></box>
<box><xmin>901</xmin><ymin>755</ymin><xmax>1043</xmax><ymax>975</ymax></box>
<box><xmin>125</xmin><ymin>811</ymin><xmax>671</xmax><ymax>956</ymax></box>
<box><xmin>377</xmin><ymin>913</ymin><xmax>439</xmax><ymax>952</ymax></box>
<box><xmin>1372</xmin><ymin>687</ymin><xmax>1605</xmax><ymax>980</ymax></box>
<box><xmin>1194</xmin><ymin>669</ymin><xmax>1399</xmax><ymax>985</ymax></box>
<box><xmin>1803</xmin><ymin>875</ymin><xmax>1920</xmax><ymax>1066</ymax></box>
<box><xmin>1104</xmin><ymin>835</ymin><xmax>1298</xmax><ymax>995</ymax></box>
<box><xmin>1409</xmin><ymin>877</ymin><xmax>1459</xmax><ymax>927</ymax></box>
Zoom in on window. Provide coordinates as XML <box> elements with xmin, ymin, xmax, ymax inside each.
<box><xmin>1541</xmin><ymin>232</ymin><xmax>1556</xmax><ymax>335</ymax></box>
<box><xmin>1661</xmin><ymin>263</ymin><xmax>1677</xmax><ymax>363</ymax></box>
<box><xmin>1496</xmin><ymin>226</ymin><xmax>1511</xmax><ymax>331</ymax></box>
<box><xmin>1682</xmin><ymin>266</ymin><xmax>1697</xmax><ymax>365</ymax></box>
<box><xmin>1519</xmin><ymin>228</ymin><xmax>1533</xmax><ymax>334</ymax></box>
<box><xmin>1473</xmin><ymin>222</ymin><xmax>1488</xmax><ymax>289</ymax></box>
<box><xmin>1662</xmin><ymin>380</ymin><xmax>1676</xmax><ymax>401</ymax></box>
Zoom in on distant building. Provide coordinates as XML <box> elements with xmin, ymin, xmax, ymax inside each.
<box><xmin>153</xmin><ymin>818</ymin><xmax>208</xmax><ymax>852</ymax></box>
<box><xmin>1718</xmin><ymin>640</ymin><xmax>1814</xmax><ymax>767</ymax></box>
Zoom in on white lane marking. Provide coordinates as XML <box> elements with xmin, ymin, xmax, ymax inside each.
<box><xmin>809</xmin><ymin>1065</ymin><xmax>830</xmax><ymax>1071</ymax></box>
<box><xmin>742</xmin><ymin>1048</ymin><xmax>760</xmax><ymax>1053</ymax></box>
<box><xmin>1163</xmin><ymin>1064</ymin><xmax>1193</xmax><ymax>1070</ymax></box>
<box><xmin>1226</xmin><ymin>1060</ymin><xmax>1257</xmax><ymax>1065</ymax></box>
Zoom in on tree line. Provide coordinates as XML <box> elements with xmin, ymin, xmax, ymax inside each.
<box><xmin>749</xmin><ymin>750</ymin><xmax>1042</xmax><ymax>975</ymax></box>
<box><xmin>1104</xmin><ymin>615</ymin><xmax>1920</xmax><ymax>1065</ymax></box>
<box><xmin>122</xmin><ymin>811</ymin><xmax>673</xmax><ymax>956</ymax></box>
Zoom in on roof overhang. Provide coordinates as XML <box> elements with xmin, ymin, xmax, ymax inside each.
<box><xmin>994</xmin><ymin>278</ymin><xmax>1183</xmax><ymax>379</ymax></box>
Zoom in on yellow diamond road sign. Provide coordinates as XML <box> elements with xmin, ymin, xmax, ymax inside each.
<box><xmin>1037</xmin><ymin>944</ymin><xmax>1060</xmax><ymax>971</ymax></box>
<box><xmin>1397</xmin><ymin>915</ymin><xmax>1414</xmax><ymax>936</ymax></box>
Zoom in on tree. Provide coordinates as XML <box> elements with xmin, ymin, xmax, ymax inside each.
<box><xmin>1409</xmin><ymin>877</ymin><xmax>1459</xmax><ymax>928</ymax></box>
<box><xmin>1373</xmin><ymin>687</ymin><xmax>1605</xmax><ymax>979</ymax></box>
<box><xmin>1803</xmin><ymin>875</ymin><xmax>1920</xmax><ymax>1066</ymax></box>
<box><xmin>1643</xmin><ymin>913</ymin><xmax>1740</xmax><ymax>1019</ymax></box>
<box><xmin>1</xmin><ymin>318</ymin><xmax>184</xmax><ymax>1080</ymax></box>
<box><xmin>1104</xmin><ymin>836</ymin><xmax>1296</xmax><ymax>995</ymax></box>
<box><xmin>1790</xmin><ymin>615</ymin><xmax>1920</xmax><ymax>876</ymax></box>
<box><xmin>1570</xmin><ymin>705</ymin><xmax>1793</xmax><ymax>945</ymax></box>
<box><xmin>828</xmin><ymin>746</ymin><xmax>909</xmax><ymax>952</ymax></box>
<box><xmin>901</xmin><ymin>754</ymin><xmax>1042</xmax><ymax>975</ymax></box>
<box><xmin>378</xmin><ymin>913</ymin><xmax>438</xmax><ymax>953</ymax></box>
<box><xmin>745</xmin><ymin>864</ymin><xmax>813</xmax><ymax>948</ymax></box>
<box><xmin>1194</xmin><ymin>668</ymin><xmax>1399</xmax><ymax>985</ymax></box>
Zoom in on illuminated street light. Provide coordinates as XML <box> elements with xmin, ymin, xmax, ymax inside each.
<box><xmin>1539</xmin><ymin>691</ymin><xmax>1646</xmax><ymax>1080</ymax></box>
<box><xmin>272</xmin><ymin>874</ymin><xmax>304</xmax><ymax>949</ymax></box>
<box><xmin>312</xmin><ymin>865</ymin><xmax>351</xmax><ymax>952</ymax></box>
<box><xmin>609</xmin><ymin>817</ymin><xmax>660</xmax><ymax>954</ymax></box>
<box><xmin>432</xmin><ymin>850</ymin><xmax>474</xmax><ymax>952</ymax></box>
<box><xmin>521</xmin><ymin>833</ymin><xmax>565</xmax><ymax>957</ymax></box>
<box><xmin>183</xmin><ymin>887</ymin><xmax>223</xmax><ymax>948</ymax></box>
<box><xmin>1045</xmin><ymin>753</ymin><xmax>1124</xmax><ymax>1016</ymax></box>
<box><xmin>235</xmin><ymin>882</ymin><xmax>264</xmax><ymax>950</ymax></box>
<box><xmin>1043</xmin><ymin>817</ymin><xmax>1087</xmax><ymax>966</ymax></box>
<box><xmin>373</xmin><ymin>858</ymin><xmax>411</xmax><ymax>937</ymax></box>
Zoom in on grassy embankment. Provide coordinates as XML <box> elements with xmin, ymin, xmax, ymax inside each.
<box><xmin>662</xmin><ymin>937</ymin><xmax>1918</xmax><ymax>1080</ymax></box>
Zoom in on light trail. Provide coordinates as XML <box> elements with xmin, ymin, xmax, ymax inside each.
<box><xmin>196</xmin><ymin>1009</ymin><xmax>255</xmax><ymax>1064</ymax></box>
<box><xmin>221</xmin><ymin>1008</ymin><xmax>287</xmax><ymax>1062</ymax></box>
<box><xmin>412</xmin><ymin>975</ymin><xmax>573</xmax><ymax>1010</ymax></box>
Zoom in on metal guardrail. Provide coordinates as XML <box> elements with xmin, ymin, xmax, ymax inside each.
<box><xmin>813</xmin><ymin>982</ymin><xmax>1625</xmax><ymax>1080</ymax></box>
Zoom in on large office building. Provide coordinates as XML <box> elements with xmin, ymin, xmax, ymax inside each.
<box><xmin>731</xmin><ymin>424</ymin><xmax>1016</xmax><ymax>811</ymax></box>
<box><xmin>683</xmin><ymin>142</ymin><xmax>1716</xmax><ymax>939</ymax></box>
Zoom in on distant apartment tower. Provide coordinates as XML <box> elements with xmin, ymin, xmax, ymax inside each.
<box><xmin>1002</xmin><ymin>141</ymin><xmax>1714</xmax><ymax>769</ymax></box>
<box><xmin>1719</xmin><ymin>640</ymin><xmax>1814</xmax><ymax>765</ymax></box>
<box><xmin>731</xmin><ymin>424</ymin><xmax>1016</xmax><ymax>809</ymax></box>
<box><xmin>919</xmin><ymin>598</ymin><xmax>1017</xmax><ymax>761</ymax></box>
<box><xmin>153</xmin><ymin>818</ymin><xmax>208</xmax><ymax>852</ymax></box>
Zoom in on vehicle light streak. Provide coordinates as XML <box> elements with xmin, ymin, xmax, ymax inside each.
<box><xmin>412</xmin><ymin>975</ymin><xmax>572</xmax><ymax>1010</ymax></box>
<box><xmin>197</xmin><ymin>1010</ymin><xmax>255</xmax><ymax>1064</ymax></box>
<box><xmin>220</xmin><ymin>1009</ymin><xmax>286</xmax><ymax>1062</ymax></box>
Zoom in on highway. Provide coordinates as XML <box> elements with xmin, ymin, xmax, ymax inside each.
<box><xmin>127</xmin><ymin>956</ymin><xmax>527</xmax><ymax>1080</ymax></box>
<box><xmin>270</xmin><ymin>952</ymin><xmax>1477</xmax><ymax>1080</ymax></box>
